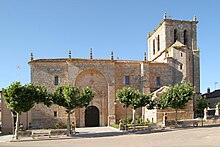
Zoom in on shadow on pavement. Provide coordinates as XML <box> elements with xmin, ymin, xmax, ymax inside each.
<box><xmin>4</xmin><ymin>128</ymin><xmax>175</xmax><ymax>142</ymax></box>
<box><xmin>5</xmin><ymin>125</ymin><xmax>220</xmax><ymax>142</ymax></box>
<box><xmin>74</xmin><ymin>128</ymin><xmax>174</xmax><ymax>138</ymax></box>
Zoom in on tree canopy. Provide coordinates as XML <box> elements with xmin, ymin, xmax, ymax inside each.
<box><xmin>53</xmin><ymin>86</ymin><xmax>81</xmax><ymax>111</ymax></box>
<box><xmin>53</xmin><ymin>86</ymin><xmax>94</xmax><ymax>111</ymax></box>
<box><xmin>158</xmin><ymin>83</ymin><xmax>194</xmax><ymax>110</ymax></box>
<box><xmin>3</xmin><ymin>82</ymin><xmax>51</xmax><ymax>114</ymax></box>
<box><xmin>3</xmin><ymin>82</ymin><xmax>35</xmax><ymax>113</ymax></box>
<box><xmin>116</xmin><ymin>87</ymin><xmax>137</xmax><ymax>108</ymax></box>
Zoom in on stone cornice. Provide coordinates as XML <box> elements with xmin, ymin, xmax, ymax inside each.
<box><xmin>28</xmin><ymin>58</ymin><xmax>151</xmax><ymax>65</ymax></box>
<box><xmin>148</xmin><ymin>18</ymin><xmax>198</xmax><ymax>38</ymax></box>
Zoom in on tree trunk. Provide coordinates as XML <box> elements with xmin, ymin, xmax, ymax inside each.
<box><xmin>132</xmin><ymin>109</ymin><xmax>136</xmax><ymax>128</ymax></box>
<box><xmin>125</xmin><ymin>106</ymin><xmax>127</xmax><ymax>131</ymax></box>
<box><xmin>175</xmin><ymin>109</ymin><xmax>178</xmax><ymax>127</ymax></box>
<box><xmin>67</xmin><ymin>110</ymin><xmax>71</xmax><ymax>136</ymax></box>
<box><xmin>15</xmin><ymin>112</ymin><xmax>20</xmax><ymax>140</ymax></box>
<box><xmin>201</xmin><ymin>110</ymin><xmax>204</xmax><ymax>127</ymax></box>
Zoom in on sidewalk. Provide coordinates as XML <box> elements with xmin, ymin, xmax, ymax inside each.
<box><xmin>0</xmin><ymin>134</ymin><xmax>14</xmax><ymax>142</ymax></box>
<box><xmin>0</xmin><ymin>127</ymin><xmax>122</xmax><ymax>142</ymax></box>
<box><xmin>0</xmin><ymin>126</ymin><xmax>170</xmax><ymax>142</ymax></box>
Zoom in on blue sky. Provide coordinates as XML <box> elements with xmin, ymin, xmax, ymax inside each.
<box><xmin>0</xmin><ymin>0</ymin><xmax>219</xmax><ymax>93</ymax></box>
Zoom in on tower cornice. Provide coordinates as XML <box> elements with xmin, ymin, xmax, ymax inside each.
<box><xmin>148</xmin><ymin>18</ymin><xmax>198</xmax><ymax>38</ymax></box>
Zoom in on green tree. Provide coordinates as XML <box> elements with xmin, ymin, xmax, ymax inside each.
<box><xmin>3</xmin><ymin>82</ymin><xmax>51</xmax><ymax>140</ymax></box>
<box><xmin>116</xmin><ymin>87</ymin><xmax>153</xmax><ymax>127</ymax></box>
<box><xmin>196</xmin><ymin>96</ymin><xmax>208</xmax><ymax>117</ymax></box>
<box><xmin>116</xmin><ymin>87</ymin><xmax>134</xmax><ymax>129</ymax></box>
<box><xmin>53</xmin><ymin>86</ymin><xmax>94</xmax><ymax>136</ymax></box>
<box><xmin>130</xmin><ymin>92</ymin><xmax>153</xmax><ymax>126</ymax></box>
<box><xmin>158</xmin><ymin>83</ymin><xmax>194</xmax><ymax>126</ymax></box>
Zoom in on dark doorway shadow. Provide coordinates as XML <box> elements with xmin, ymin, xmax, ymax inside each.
<box><xmin>85</xmin><ymin>106</ymin><xmax>99</xmax><ymax>127</ymax></box>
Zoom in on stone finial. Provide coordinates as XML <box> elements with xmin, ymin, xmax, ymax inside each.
<box><xmin>90</xmin><ymin>48</ymin><xmax>93</xmax><ymax>59</ymax></box>
<box><xmin>144</xmin><ymin>52</ymin><xmax>147</xmax><ymax>61</ymax></box>
<box><xmin>207</xmin><ymin>87</ymin><xmax>210</xmax><ymax>93</ymax></box>
<box><xmin>164</xmin><ymin>12</ymin><xmax>167</xmax><ymax>19</ymax></box>
<box><xmin>30</xmin><ymin>52</ymin><xmax>33</xmax><ymax>61</ymax></box>
<box><xmin>193</xmin><ymin>15</ymin><xmax>197</xmax><ymax>21</ymax></box>
<box><xmin>111</xmin><ymin>51</ymin><xmax>114</xmax><ymax>60</ymax></box>
<box><xmin>69</xmin><ymin>50</ymin><xmax>72</xmax><ymax>59</ymax></box>
<box><xmin>148</xmin><ymin>32</ymin><xmax>151</xmax><ymax>38</ymax></box>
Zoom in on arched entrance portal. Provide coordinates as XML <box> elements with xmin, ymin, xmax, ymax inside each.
<box><xmin>85</xmin><ymin>106</ymin><xmax>100</xmax><ymax>127</ymax></box>
<box><xmin>75</xmin><ymin>69</ymin><xmax>108</xmax><ymax>127</ymax></box>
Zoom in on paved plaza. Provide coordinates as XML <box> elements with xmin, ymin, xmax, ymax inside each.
<box><xmin>1</xmin><ymin>126</ymin><xmax>220</xmax><ymax>147</ymax></box>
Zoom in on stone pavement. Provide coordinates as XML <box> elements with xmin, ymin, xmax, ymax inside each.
<box><xmin>0</xmin><ymin>126</ymin><xmax>168</xmax><ymax>142</ymax></box>
<box><xmin>1</xmin><ymin>126</ymin><xmax>220</xmax><ymax>147</ymax></box>
<box><xmin>0</xmin><ymin>134</ymin><xmax>14</xmax><ymax>142</ymax></box>
<box><xmin>0</xmin><ymin>127</ymin><xmax>122</xmax><ymax>142</ymax></box>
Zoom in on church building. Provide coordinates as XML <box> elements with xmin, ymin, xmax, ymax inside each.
<box><xmin>1</xmin><ymin>14</ymin><xmax>200</xmax><ymax>132</ymax></box>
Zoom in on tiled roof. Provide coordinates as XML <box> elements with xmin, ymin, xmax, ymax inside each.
<box><xmin>202</xmin><ymin>89</ymin><xmax>220</xmax><ymax>99</ymax></box>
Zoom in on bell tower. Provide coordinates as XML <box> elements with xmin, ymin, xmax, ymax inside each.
<box><xmin>147</xmin><ymin>13</ymin><xmax>200</xmax><ymax>98</ymax></box>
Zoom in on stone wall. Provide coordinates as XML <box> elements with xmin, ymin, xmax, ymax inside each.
<box><xmin>30</xmin><ymin>61</ymin><xmax>68</xmax><ymax>92</ymax></box>
<box><xmin>148</xmin><ymin>21</ymin><xmax>166</xmax><ymax>61</ymax></box>
<box><xmin>145</xmin><ymin>100</ymin><xmax>194</xmax><ymax>124</ymax></box>
<box><xmin>26</xmin><ymin>16</ymin><xmax>199</xmax><ymax>129</ymax></box>
<box><xmin>29</xmin><ymin>60</ymin><xmax>69</xmax><ymax>128</ymax></box>
<box><xmin>28</xmin><ymin>55</ymin><xmax>196</xmax><ymax>128</ymax></box>
<box><xmin>1</xmin><ymin>95</ymin><xmax>28</xmax><ymax>134</ymax></box>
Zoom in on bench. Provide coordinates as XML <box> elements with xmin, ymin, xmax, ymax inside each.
<box><xmin>127</xmin><ymin>125</ymin><xmax>160</xmax><ymax>131</ymax></box>
<box><xmin>32</xmin><ymin>130</ymin><xmax>51</xmax><ymax>139</ymax></box>
<box><xmin>128</xmin><ymin>126</ymin><xmax>148</xmax><ymax>131</ymax></box>
<box><xmin>177</xmin><ymin>119</ymin><xmax>200</xmax><ymax>127</ymax></box>
<box><xmin>147</xmin><ymin>124</ymin><xmax>160</xmax><ymax>130</ymax></box>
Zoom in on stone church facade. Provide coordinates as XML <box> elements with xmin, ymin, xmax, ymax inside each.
<box><xmin>1</xmin><ymin>14</ymin><xmax>200</xmax><ymax>132</ymax></box>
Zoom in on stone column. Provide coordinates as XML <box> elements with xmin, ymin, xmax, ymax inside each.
<box><xmin>66</xmin><ymin>60</ymin><xmax>79</xmax><ymax>86</ymax></box>
<box><xmin>204</xmin><ymin>108</ymin><xmax>207</xmax><ymax>120</ymax></box>
<box><xmin>108</xmin><ymin>83</ymin><xmax>116</xmax><ymax>126</ymax></box>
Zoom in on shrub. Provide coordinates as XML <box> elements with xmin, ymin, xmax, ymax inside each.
<box><xmin>140</xmin><ymin>121</ymin><xmax>149</xmax><ymax>126</ymax></box>
<box><xmin>136</xmin><ymin>116</ymin><xmax>142</xmax><ymax>124</ymax></box>
<box><xmin>111</xmin><ymin>124</ymin><xmax>119</xmax><ymax>129</ymax></box>
<box><xmin>121</xmin><ymin>116</ymin><xmax>133</xmax><ymax>124</ymax></box>
<box><xmin>127</xmin><ymin>124</ymin><xmax>133</xmax><ymax>127</ymax></box>
<box><xmin>55</xmin><ymin>121</ymin><xmax>67</xmax><ymax>129</ymax></box>
<box><xmin>127</xmin><ymin>116</ymin><xmax>133</xmax><ymax>124</ymax></box>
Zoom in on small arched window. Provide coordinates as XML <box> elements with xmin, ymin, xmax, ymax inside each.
<box><xmin>156</xmin><ymin>77</ymin><xmax>161</xmax><ymax>87</ymax></box>
<box><xmin>157</xmin><ymin>35</ymin><xmax>160</xmax><ymax>51</ymax></box>
<box><xmin>174</xmin><ymin>29</ymin><xmax>177</xmax><ymax>43</ymax></box>
<box><xmin>184</xmin><ymin>30</ymin><xmax>187</xmax><ymax>45</ymax></box>
<box><xmin>180</xmin><ymin>64</ymin><xmax>183</xmax><ymax>70</ymax></box>
<box><xmin>54</xmin><ymin>76</ymin><xmax>59</xmax><ymax>85</ymax></box>
<box><xmin>125</xmin><ymin>76</ymin><xmax>130</xmax><ymax>85</ymax></box>
<box><xmin>153</xmin><ymin>39</ymin><xmax>155</xmax><ymax>55</ymax></box>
